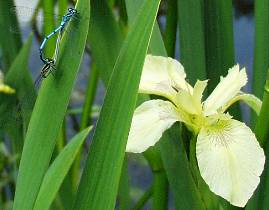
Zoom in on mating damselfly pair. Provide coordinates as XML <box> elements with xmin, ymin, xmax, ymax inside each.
<box><xmin>35</xmin><ymin>7</ymin><xmax>78</xmax><ymax>86</ymax></box>
<box><xmin>36</xmin><ymin>7</ymin><xmax>78</xmax><ymax>86</ymax></box>
<box><xmin>8</xmin><ymin>6</ymin><xmax>84</xmax><ymax>86</ymax></box>
<box><xmin>0</xmin><ymin>7</ymin><xmax>79</xmax><ymax>128</ymax></box>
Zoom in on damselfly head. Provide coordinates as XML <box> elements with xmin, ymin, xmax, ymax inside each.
<box><xmin>68</xmin><ymin>8</ymin><xmax>78</xmax><ymax>15</ymax></box>
<box><xmin>45</xmin><ymin>58</ymin><xmax>55</xmax><ymax>65</ymax></box>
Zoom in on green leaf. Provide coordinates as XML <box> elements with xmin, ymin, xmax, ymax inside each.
<box><xmin>0</xmin><ymin>0</ymin><xmax>22</xmax><ymax>71</ymax></box>
<box><xmin>164</xmin><ymin>0</ymin><xmax>177</xmax><ymax>57</ymax></box>
<box><xmin>0</xmin><ymin>34</ymin><xmax>34</xmax><ymax>154</ymax></box>
<box><xmin>251</xmin><ymin>0</ymin><xmax>269</xmax><ymax>124</ymax></box>
<box><xmin>204</xmin><ymin>0</ymin><xmax>241</xmax><ymax>121</ymax></box>
<box><xmin>177</xmin><ymin>0</ymin><xmax>207</xmax><ymax>84</ymax></box>
<box><xmin>72</xmin><ymin>1</ymin><xmax>161</xmax><ymax>209</ymax></box>
<box><xmin>42</xmin><ymin>0</ymin><xmax>56</xmax><ymax>58</ymax></box>
<box><xmin>160</xmin><ymin>125</ymin><xmax>205</xmax><ymax>209</ymax></box>
<box><xmin>247</xmin><ymin>71</ymin><xmax>269</xmax><ymax>209</ymax></box>
<box><xmin>33</xmin><ymin>127</ymin><xmax>92</xmax><ymax>210</ymax></box>
<box><xmin>88</xmin><ymin>0</ymin><xmax>123</xmax><ymax>86</ymax></box>
<box><xmin>252</xmin><ymin>0</ymin><xmax>269</xmax><ymax>99</ymax></box>
<box><xmin>204</xmin><ymin>0</ymin><xmax>234</xmax><ymax>92</ymax></box>
<box><xmin>12</xmin><ymin>0</ymin><xmax>90</xmax><ymax>209</ymax></box>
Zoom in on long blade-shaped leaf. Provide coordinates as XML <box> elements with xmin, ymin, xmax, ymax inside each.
<box><xmin>177</xmin><ymin>0</ymin><xmax>207</xmax><ymax>83</ymax></box>
<box><xmin>88</xmin><ymin>0</ymin><xmax>123</xmax><ymax>86</ymax></box>
<box><xmin>0</xmin><ymin>0</ymin><xmax>22</xmax><ymax>71</ymax></box>
<box><xmin>252</xmin><ymin>0</ymin><xmax>269</xmax><ymax>99</ymax></box>
<box><xmin>33</xmin><ymin>127</ymin><xmax>92</xmax><ymax>210</ymax></box>
<box><xmin>72</xmin><ymin>1</ymin><xmax>161</xmax><ymax>209</ymax></box>
<box><xmin>204</xmin><ymin>0</ymin><xmax>241</xmax><ymax>121</ymax></box>
<box><xmin>204</xmin><ymin>0</ymin><xmax>235</xmax><ymax>91</ymax></box>
<box><xmin>0</xmin><ymin>34</ymin><xmax>34</xmax><ymax>154</ymax></box>
<box><xmin>12</xmin><ymin>0</ymin><xmax>90</xmax><ymax>209</ymax></box>
<box><xmin>160</xmin><ymin>125</ymin><xmax>205</xmax><ymax>209</ymax></box>
<box><xmin>247</xmin><ymin>71</ymin><xmax>269</xmax><ymax>209</ymax></box>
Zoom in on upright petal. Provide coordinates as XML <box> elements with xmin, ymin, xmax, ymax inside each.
<box><xmin>139</xmin><ymin>55</ymin><xmax>190</xmax><ymax>102</ymax></box>
<box><xmin>196</xmin><ymin>119</ymin><xmax>265</xmax><ymax>207</ymax></box>
<box><xmin>126</xmin><ymin>99</ymin><xmax>181</xmax><ymax>153</ymax></box>
<box><xmin>193</xmin><ymin>80</ymin><xmax>208</xmax><ymax>103</ymax></box>
<box><xmin>175</xmin><ymin>80</ymin><xmax>207</xmax><ymax>115</ymax></box>
<box><xmin>203</xmin><ymin>65</ymin><xmax>247</xmax><ymax>116</ymax></box>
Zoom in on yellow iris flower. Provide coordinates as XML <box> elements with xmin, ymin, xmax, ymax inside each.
<box><xmin>126</xmin><ymin>55</ymin><xmax>265</xmax><ymax>207</ymax></box>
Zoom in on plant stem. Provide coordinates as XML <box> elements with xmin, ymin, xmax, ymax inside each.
<box><xmin>246</xmin><ymin>71</ymin><xmax>269</xmax><ymax>210</ymax></box>
<box><xmin>255</xmin><ymin>71</ymin><xmax>269</xmax><ymax>146</ymax></box>
<box><xmin>71</xmin><ymin>62</ymin><xmax>99</xmax><ymax>190</ymax></box>
<box><xmin>80</xmin><ymin>63</ymin><xmax>99</xmax><ymax>130</ymax></box>
<box><xmin>132</xmin><ymin>185</ymin><xmax>153</xmax><ymax>210</ymax></box>
<box><xmin>118</xmin><ymin>156</ymin><xmax>131</xmax><ymax>210</ymax></box>
<box><xmin>164</xmin><ymin>0</ymin><xmax>177</xmax><ymax>57</ymax></box>
<box><xmin>177</xmin><ymin>0</ymin><xmax>207</xmax><ymax>84</ymax></box>
<box><xmin>152</xmin><ymin>170</ymin><xmax>168</xmax><ymax>210</ymax></box>
<box><xmin>144</xmin><ymin>148</ymin><xmax>168</xmax><ymax>210</ymax></box>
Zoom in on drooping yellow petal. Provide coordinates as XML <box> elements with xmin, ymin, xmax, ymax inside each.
<box><xmin>0</xmin><ymin>71</ymin><xmax>15</xmax><ymax>94</ymax></box>
<box><xmin>126</xmin><ymin>99</ymin><xmax>181</xmax><ymax>153</ymax></box>
<box><xmin>221</xmin><ymin>92</ymin><xmax>262</xmax><ymax>115</ymax></box>
<box><xmin>0</xmin><ymin>84</ymin><xmax>16</xmax><ymax>94</ymax></box>
<box><xmin>139</xmin><ymin>55</ymin><xmax>190</xmax><ymax>102</ymax></box>
<box><xmin>203</xmin><ymin>65</ymin><xmax>247</xmax><ymax>116</ymax></box>
<box><xmin>196</xmin><ymin>119</ymin><xmax>265</xmax><ymax>207</ymax></box>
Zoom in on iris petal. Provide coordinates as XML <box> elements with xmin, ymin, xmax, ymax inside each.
<box><xmin>203</xmin><ymin>65</ymin><xmax>247</xmax><ymax>116</ymax></box>
<box><xmin>196</xmin><ymin>119</ymin><xmax>265</xmax><ymax>207</ymax></box>
<box><xmin>126</xmin><ymin>99</ymin><xmax>181</xmax><ymax>153</ymax></box>
<box><xmin>139</xmin><ymin>55</ymin><xmax>190</xmax><ymax>102</ymax></box>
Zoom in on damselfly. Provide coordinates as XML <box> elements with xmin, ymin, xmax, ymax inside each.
<box><xmin>34</xmin><ymin>25</ymin><xmax>63</xmax><ymax>87</ymax></box>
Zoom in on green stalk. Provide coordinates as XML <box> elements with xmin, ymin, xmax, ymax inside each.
<box><xmin>252</xmin><ymin>0</ymin><xmax>269</xmax><ymax>99</ymax></box>
<box><xmin>80</xmin><ymin>63</ymin><xmax>99</xmax><ymax>130</ymax></box>
<box><xmin>88</xmin><ymin>0</ymin><xmax>123</xmax><ymax>86</ymax></box>
<box><xmin>246</xmin><ymin>70</ymin><xmax>269</xmax><ymax>209</ymax></box>
<box><xmin>144</xmin><ymin>148</ymin><xmax>168</xmax><ymax>210</ymax></box>
<box><xmin>177</xmin><ymin>0</ymin><xmax>207</xmax><ymax>84</ymax></box>
<box><xmin>0</xmin><ymin>0</ymin><xmax>22</xmax><ymax>71</ymax></box>
<box><xmin>118</xmin><ymin>157</ymin><xmax>131</xmax><ymax>210</ymax></box>
<box><xmin>204</xmin><ymin>0</ymin><xmax>241</xmax><ymax>120</ymax></box>
<box><xmin>132</xmin><ymin>185</ymin><xmax>153</xmax><ymax>210</ymax></box>
<box><xmin>255</xmin><ymin>72</ymin><xmax>269</xmax><ymax>147</ymax></box>
<box><xmin>160</xmin><ymin>124</ymin><xmax>205</xmax><ymax>210</ymax></box>
<box><xmin>55</xmin><ymin>119</ymin><xmax>76</xmax><ymax>210</ymax></box>
<box><xmin>251</xmin><ymin>0</ymin><xmax>269</xmax><ymax>125</ymax></box>
<box><xmin>71</xmin><ymin>62</ymin><xmax>99</xmax><ymax>195</ymax></box>
<box><xmin>164</xmin><ymin>0</ymin><xmax>177</xmax><ymax>57</ymax></box>
<box><xmin>204</xmin><ymin>0</ymin><xmax>234</xmax><ymax>91</ymax></box>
